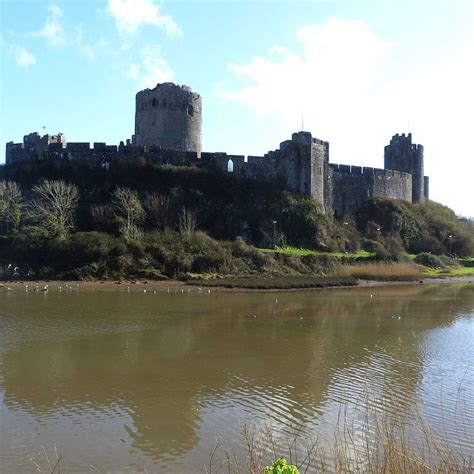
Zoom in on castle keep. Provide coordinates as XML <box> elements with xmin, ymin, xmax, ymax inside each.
<box><xmin>5</xmin><ymin>82</ymin><xmax>429</xmax><ymax>218</ymax></box>
<box><xmin>134</xmin><ymin>83</ymin><xmax>202</xmax><ymax>153</ymax></box>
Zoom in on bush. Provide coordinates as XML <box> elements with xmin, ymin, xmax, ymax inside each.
<box><xmin>301</xmin><ymin>254</ymin><xmax>336</xmax><ymax>274</ymax></box>
<box><xmin>263</xmin><ymin>458</ymin><xmax>299</xmax><ymax>474</ymax></box>
<box><xmin>278</xmin><ymin>195</ymin><xmax>324</xmax><ymax>248</ymax></box>
<box><xmin>230</xmin><ymin>237</ymin><xmax>272</xmax><ymax>270</ymax></box>
<box><xmin>414</xmin><ymin>252</ymin><xmax>446</xmax><ymax>268</ymax></box>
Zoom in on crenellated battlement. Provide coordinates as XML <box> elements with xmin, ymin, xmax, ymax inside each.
<box><xmin>3</xmin><ymin>83</ymin><xmax>430</xmax><ymax>219</ymax></box>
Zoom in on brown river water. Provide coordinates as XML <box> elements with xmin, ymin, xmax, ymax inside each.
<box><xmin>1</xmin><ymin>283</ymin><xmax>473</xmax><ymax>472</ymax></box>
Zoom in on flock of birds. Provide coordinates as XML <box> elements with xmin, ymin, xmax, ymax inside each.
<box><xmin>0</xmin><ymin>282</ymin><xmax>211</xmax><ymax>294</ymax></box>
<box><xmin>2</xmin><ymin>283</ymin><xmax>78</xmax><ymax>292</ymax></box>
<box><xmin>1</xmin><ymin>283</ymin><xmax>403</xmax><ymax>319</ymax></box>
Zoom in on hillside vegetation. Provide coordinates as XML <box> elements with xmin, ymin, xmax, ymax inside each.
<box><xmin>0</xmin><ymin>160</ymin><xmax>472</xmax><ymax>281</ymax></box>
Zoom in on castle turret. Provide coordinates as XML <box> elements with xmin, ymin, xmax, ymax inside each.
<box><xmin>384</xmin><ymin>133</ymin><xmax>426</xmax><ymax>203</ymax></box>
<box><xmin>134</xmin><ymin>82</ymin><xmax>202</xmax><ymax>154</ymax></box>
<box><xmin>286</xmin><ymin>131</ymin><xmax>327</xmax><ymax>209</ymax></box>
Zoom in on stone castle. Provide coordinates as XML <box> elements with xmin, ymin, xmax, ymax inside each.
<box><xmin>5</xmin><ymin>82</ymin><xmax>429</xmax><ymax>218</ymax></box>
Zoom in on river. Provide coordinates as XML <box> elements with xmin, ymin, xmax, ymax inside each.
<box><xmin>1</xmin><ymin>283</ymin><xmax>473</xmax><ymax>471</ymax></box>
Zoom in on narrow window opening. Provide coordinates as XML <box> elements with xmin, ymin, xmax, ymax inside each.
<box><xmin>227</xmin><ymin>159</ymin><xmax>234</xmax><ymax>173</ymax></box>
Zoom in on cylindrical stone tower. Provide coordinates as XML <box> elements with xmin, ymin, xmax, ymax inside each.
<box><xmin>411</xmin><ymin>144</ymin><xmax>424</xmax><ymax>204</ymax></box>
<box><xmin>134</xmin><ymin>82</ymin><xmax>202</xmax><ymax>154</ymax></box>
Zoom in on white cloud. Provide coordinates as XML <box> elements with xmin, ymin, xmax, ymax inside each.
<box><xmin>107</xmin><ymin>0</ymin><xmax>182</xmax><ymax>37</ymax></box>
<box><xmin>219</xmin><ymin>18</ymin><xmax>474</xmax><ymax>216</ymax></box>
<box><xmin>12</xmin><ymin>45</ymin><xmax>36</xmax><ymax>67</ymax></box>
<box><xmin>222</xmin><ymin>19</ymin><xmax>391</xmax><ymax>121</ymax></box>
<box><xmin>34</xmin><ymin>5</ymin><xmax>66</xmax><ymax>45</ymax></box>
<box><xmin>1</xmin><ymin>37</ymin><xmax>36</xmax><ymax>68</ymax></box>
<box><xmin>126</xmin><ymin>45</ymin><xmax>174</xmax><ymax>88</ymax></box>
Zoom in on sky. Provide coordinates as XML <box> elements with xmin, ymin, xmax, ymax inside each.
<box><xmin>1</xmin><ymin>0</ymin><xmax>473</xmax><ymax>217</ymax></box>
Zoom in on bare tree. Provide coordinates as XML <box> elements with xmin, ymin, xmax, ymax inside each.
<box><xmin>179</xmin><ymin>206</ymin><xmax>198</xmax><ymax>237</ymax></box>
<box><xmin>29</xmin><ymin>180</ymin><xmax>79</xmax><ymax>239</ymax></box>
<box><xmin>112</xmin><ymin>186</ymin><xmax>144</xmax><ymax>242</ymax></box>
<box><xmin>0</xmin><ymin>180</ymin><xmax>22</xmax><ymax>234</ymax></box>
<box><xmin>143</xmin><ymin>193</ymin><xmax>172</xmax><ymax>230</ymax></box>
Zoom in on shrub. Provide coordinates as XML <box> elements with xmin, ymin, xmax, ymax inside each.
<box><xmin>301</xmin><ymin>254</ymin><xmax>336</xmax><ymax>274</ymax></box>
<box><xmin>414</xmin><ymin>252</ymin><xmax>447</xmax><ymax>269</ymax></box>
<box><xmin>278</xmin><ymin>195</ymin><xmax>324</xmax><ymax>248</ymax></box>
<box><xmin>263</xmin><ymin>458</ymin><xmax>299</xmax><ymax>474</ymax></box>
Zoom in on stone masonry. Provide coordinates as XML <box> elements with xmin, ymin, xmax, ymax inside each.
<box><xmin>4</xmin><ymin>82</ymin><xmax>429</xmax><ymax>218</ymax></box>
<box><xmin>134</xmin><ymin>83</ymin><xmax>202</xmax><ymax>154</ymax></box>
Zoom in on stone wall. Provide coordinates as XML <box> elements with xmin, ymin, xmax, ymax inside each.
<box><xmin>134</xmin><ymin>83</ymin><xmax>202</xmax><ymax>154</ymax></box>
<box><xmin>326</xmin><ymin>164</ymin><xmax>412</xmax><ymax>218</ymax></box>
<box><xmin>4</xmin><ymin>129</ymin><xmax>429</xmax><ymax>220</ymax></box>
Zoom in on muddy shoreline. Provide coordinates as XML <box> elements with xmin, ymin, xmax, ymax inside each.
<box><xmin>1</xmin><ymin>275</ymin><xmax>473</xmax><ymax>293</ymax></box>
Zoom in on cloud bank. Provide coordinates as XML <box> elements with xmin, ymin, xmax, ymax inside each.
<box><xmin>220</xmin><ymin>18</ymin><xmax>474</xmax><ymax>216</ymax></box>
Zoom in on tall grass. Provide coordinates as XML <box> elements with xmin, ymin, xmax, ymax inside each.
<box><xmin>334</xmin><ymin>262</ymin><xmax>422</xmax><ymax>281</ymax></box>
<box><xmin>205</xmin><ymin>402</ymin><xmax>473</xmax><ymax>473</ymax></box>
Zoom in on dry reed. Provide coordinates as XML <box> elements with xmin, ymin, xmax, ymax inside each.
<box><xmin>205</xmin><ymin>390</ymin><xmax>473</xmax><ymax>474</ymax></box>
<box><xmin>334</xmin><ymin>262</ymin><xmax>422</xmax><ymax>281</ymax></box>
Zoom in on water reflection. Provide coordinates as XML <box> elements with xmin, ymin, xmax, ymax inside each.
<box><xmin>1</xmin><ymin>284</ymin><xmax>473</xmax><ymax>471</ymax></box>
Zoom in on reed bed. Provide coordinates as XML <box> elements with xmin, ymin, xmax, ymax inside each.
<box><xmin>334</xmin><ymin>262</ymin><xmax>422</xmax><ymax>281</ymax></box>
<box><xmin>205</xmin><ymin>403</ymin><xmax>473</xmax><ymax>473</ymax></box>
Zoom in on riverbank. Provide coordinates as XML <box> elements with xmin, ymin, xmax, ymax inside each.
<box><xmin>1</xmin><ymin>274</ymin><xmax>473</xmax><ymax>293</ymax></box>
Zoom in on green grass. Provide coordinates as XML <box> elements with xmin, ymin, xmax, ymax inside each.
<box><xmin>187</xmin><ymin>275</ymin><xmax>358</xmax><ymax>289</ymax></box>
<box><xmin>259</xmin><ymin>246</ymin><xmax>373</xmax><ymax>260</ymax></box>
<box><xmin>423</xmin><ymin>266</ymin><xmax>474</xmax><ymax>277</ymax></box>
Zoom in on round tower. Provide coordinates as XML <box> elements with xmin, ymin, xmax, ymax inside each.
<box><xmin>134</xmin><ymin>82</ymin><xmax>202</xmax><ymax>154</ymax></box>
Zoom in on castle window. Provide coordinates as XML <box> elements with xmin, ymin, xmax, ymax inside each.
<box><xmin>187</xmin><ymin>106</ymin><xmax>194</xmax><ymax>117</ymax></box>
<box><xmin>227</xmin><ymin>159</ymin><xmax>234</xmax><ymax>173</ymax></box>
<box><xmin>152</xmin><ymin>98</ymin><xmax>156</xmax><ymax>107</ymax></box>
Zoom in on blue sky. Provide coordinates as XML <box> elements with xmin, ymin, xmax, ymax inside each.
<box><xmin>1</xmin><ymin>0</ymin><xmax>473</xmax><ymax>216</ymax></box>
